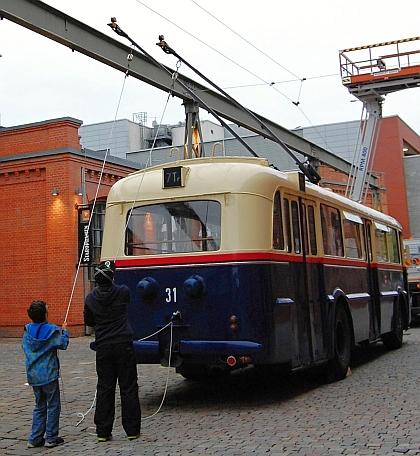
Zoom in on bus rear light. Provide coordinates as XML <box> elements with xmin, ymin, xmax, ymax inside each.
<box><xmin>229</xmin><ymin>315</ymin><xmax>238</xmax><ymax>331</ymax></box>
<box><xmin>227</xmin><ymin>356</ymin><xmax>236</xmax><ymax>367</ymax></box>
<box><xmin>226</xmin><ymin>356</ymin><xmax>251</xmax><ymax>367</ymax></box>
<box><xmin>238</xmin><ymin>356</ymin><xmax>251</xmax><ymax>364</ymax></box>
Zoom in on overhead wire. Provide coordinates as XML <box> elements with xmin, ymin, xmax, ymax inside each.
<box><xmin>186</xmin><ymin>1</ymin><xmax>341</xmax><ymax>152</ymax></box>
<box><xmin>133</xmin><ymin>0</ymin><xmax>338</xmax><ymax>159</ymax></box>
<box><xmin>133</xmin><ymin>0</ymin><xmax>296</xmax><ymax>105</ymax></box>
<box><xmin>190</xmin><ymin>0</ymin><xmax>301</xmax><ymax>81</ymax></box>
<box><xmin>156</xmin><ymin>37</ymin><xmax>320</xmax><ymax>183</ymax></box>
<box><xmin>108</xmin><ymin>19</ymin><xmax>261</xmax><ymax>159</ymax></box>
<box><xmin>222</xmin><ymin>73</ymin><xmax>339</xmax><ymax>90</ymax></box>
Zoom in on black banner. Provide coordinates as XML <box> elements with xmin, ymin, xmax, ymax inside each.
<box><xmin>78</xmin><ymin>207</ymin><xmax>91</xmax><ymax>265</ymax></box>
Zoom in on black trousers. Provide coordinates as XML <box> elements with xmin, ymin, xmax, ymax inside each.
<box><xmin>95</xmin><ymin>342</ymin><xmax>141</xmax><ymax>438</ymax></box>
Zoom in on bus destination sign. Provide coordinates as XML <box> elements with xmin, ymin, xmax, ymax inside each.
<box><xmin>163</xmin><ymin>166</ymin><xmax>187</xmax><ymax>188</ymax></box>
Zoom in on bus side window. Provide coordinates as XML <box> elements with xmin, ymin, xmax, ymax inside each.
<box><xmin>321</xmin><ymin>204</ymin><xmax>344</xmax><ymax>257</ymax></box>
<box><xmin>291</xmin><ymin>200</ymin><xmax>301</xmax><ymax>254</ymax></box>
<box><xmin>343</xmin><ymin>219</ymin><xmax>363</xmax><ymax>259</ymax></box>
<box><xmin>387</xmin><ymin>228</ymin><xmax>400</xmax><ymax>263</ymax></box>
<box><xmin>375</xmin><ymin>228</ymin><xmax>389</xmax><ymax>262</ymax></box>
<box><xmin>283</xmin><ymin>198</ymin><xmax>292</xmax><ymax>253</ymax></box>
<box><xmin>308</xmin><ymin>205</ymin><xmax>317</xmax><ymax>255</ymax></box>
<box><xmin>273</xmin><ymin>191</ymin><xmax>284</xmax><ymax>250</ymax></box>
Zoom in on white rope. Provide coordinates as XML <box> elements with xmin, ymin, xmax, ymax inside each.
<box><xmin>73</xmin><ymin>322</ymin><xmax>174</xmax><ymax>427</ymax></box>
<box><xmin>142</xmin><ymin>323</ymin><xmax>174</xmax><ymax>420</ymax></box>
<box><xmin>63</xmin><ymin>70</ymin><xmax>130</xmax><ymax>325</ymax></box>
<box><xmin>60</xmin><ymin>63</ymin><xmax>130</xmax><ymax>429</ymax></box>
<box><xmin>75</xmin><ymin>389</ymin><xmax>97</xmax><ymax>427</ymax></box>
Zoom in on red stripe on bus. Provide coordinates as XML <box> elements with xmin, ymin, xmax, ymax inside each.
<box><xmin>114</xmin><ymin>253</ymin><xmax>404</xmax><ymax>270</ymax></box>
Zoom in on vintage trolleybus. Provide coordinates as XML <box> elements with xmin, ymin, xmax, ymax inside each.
<box><xmin>100</xmin><ymin>156</ymin><xmax>409</xmax><ymax>381</ymax></box>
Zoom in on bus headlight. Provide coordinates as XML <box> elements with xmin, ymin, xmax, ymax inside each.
<box><xmin>136</xmin><ymin>277</ymin><xmax>159</xmax><ymax>301</ymax></box>
<box><xmin>183</xmin><ymin>274</ymin><xmax>206</xmax><ymax>299</ymax></box>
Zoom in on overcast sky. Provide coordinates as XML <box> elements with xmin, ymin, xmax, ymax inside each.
<box><xmin>1</xmin><ymin>0</ymin><xmax>420</xmax><ymax>139</ymax></box>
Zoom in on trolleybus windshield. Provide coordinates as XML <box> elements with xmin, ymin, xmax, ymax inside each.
<box><xmin>125</xmin><ymin>200</ymin><xmax>221</xmax><ymax>255</ymax></box>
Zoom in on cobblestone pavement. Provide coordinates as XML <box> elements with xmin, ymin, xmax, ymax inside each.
<box><xmin>1</xmin><ymin>328</ymin><xmax>420</xmax><ymax>456</ymax></box>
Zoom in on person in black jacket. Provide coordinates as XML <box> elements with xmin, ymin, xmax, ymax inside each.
<box><xmin>84</xmin><ymin>260</ymin><xmax>141</xmax><ymax>442</ymax></box>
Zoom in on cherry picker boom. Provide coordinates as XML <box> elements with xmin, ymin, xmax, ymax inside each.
<box><xmin>339</xmin><ymin>36</ymin><xmax>420</xmax><ymax>202</ymax></box>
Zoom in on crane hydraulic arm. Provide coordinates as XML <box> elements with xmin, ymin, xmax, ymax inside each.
<box><xmin>0</xmin><ymin>0</ymin><xmax>362</xmax><ymax>178</ymax></box>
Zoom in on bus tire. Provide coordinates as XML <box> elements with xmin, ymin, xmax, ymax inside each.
<box><xmin>326</xmin><ymin>304</ymin><xmax>351</xmax><ymax>382</ymax></box>
<box><xmin>381</xmin><ymin>300</ymin><xmax>404</xmax><ymax>350</ymax></box>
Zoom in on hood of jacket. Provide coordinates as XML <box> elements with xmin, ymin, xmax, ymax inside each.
<box><xmin>24</xmin><ymin>322</ymin><xmax>60</xmax><ymax>352</ymax></box>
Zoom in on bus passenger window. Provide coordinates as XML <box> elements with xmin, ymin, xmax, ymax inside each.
<box><xmin>320</xmin><ymin>204</ymin><xmax>344</xmax><ymax>257</ymax></box>
<box><xmin>308</xmin><ymin>205</ymin><xmax>317</xmax><ymax>255</ymax></box>
<box><xmin>273</xmin><ymin>191</ymin><xmax>284</xmax><ymax>250</ymax></box>
<box><xmin>375</xmin><ymin>228</ymin><xmax>389</xmax><ymax>262</ymax></box>
<box><xmin>342</xmin><ymin>211</ymin><xmax>364</xmax><ymax>259</ymax></box>
<box><xmin>343</xmin><ymin>220</ymin><xmax>363</xmax><ymax>259</ymax></box>
<box><xmin>283</xmin><ymin>198</ymin><xmax>292</xmax><ymax>253</ymax></box>
<box><xmin>387</xmin><ymin>228</ymin><xmax>400</xmax><ymax>263</ymax></box>
<box><xmin>291</xmin><ymin>201</ymin><xmax>301</xmax><ymax>254</ymax></box>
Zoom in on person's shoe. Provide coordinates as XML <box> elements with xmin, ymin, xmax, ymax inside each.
<box><xmin>45</xmin><ymin>437</ymin><xmax>64</xmax><ymax>448</ymax></box>
<box><xmin>127</xmin><ymin>434</ymin><xmax>140</xmax><ymax>440</ymax></box>
<box><xmin>27</xmin><ymin>438</ymin><xmax>45</xmax><ymax>448</ymax></box>
<box><xmin>97</xmin><ymin>435</ymin><xmax>112</xmax><ymax>442</ymax></box>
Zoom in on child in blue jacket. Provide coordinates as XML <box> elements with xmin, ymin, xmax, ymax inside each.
<box><xmin>22</xmin><ymin>300</ymin><xmax>69</xmax><ymax>448</ymax></box>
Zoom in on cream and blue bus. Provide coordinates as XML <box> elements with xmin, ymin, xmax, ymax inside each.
<box><xmin>100</xmin><ymin>156</ymin><xmax>409</xmax><ymax>381</ymax></box>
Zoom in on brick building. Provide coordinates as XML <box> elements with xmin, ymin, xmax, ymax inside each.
<box><xmin>301</xmin><ymin>116</ymin><xmax>420</xmax><ymax>239</ymax></box>
<box><xmin>0</xmin><ymin>117</ymin><xmax>139</xmax><ymax>337</ymax></box>
<box><xmin>2</xmin><ymin>114</ymin><xmax>420</xmax><ymax>337</ymax></box>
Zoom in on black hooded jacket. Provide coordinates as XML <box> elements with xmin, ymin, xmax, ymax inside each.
<box><xmin>84</xmin><ymin>283</ymin><xmax>134</xmax><ymax>348</ymax></box>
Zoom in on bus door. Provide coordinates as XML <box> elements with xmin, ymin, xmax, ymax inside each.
<box><xmin>283</xmin><ymin>195</ymin><xmax>323</xmax><ymax>369</ymax></box>
<box><xmin>364</xmin><ymin>220</ymin><xmax>380</xmax><ymax>339</ymax></box>
<box><xmin>301</xmin><ymin>198</ymin><xmax>325</xmax><ymax>364</ymax></box>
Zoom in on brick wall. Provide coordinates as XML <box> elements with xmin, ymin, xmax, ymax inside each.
<box><xmin>0</xmin><ymin>118</ymin><xmax>83</xmax><ymax>156</ymax></box>
<box><xmin>0</xmin><ymin>118</ymin><xmax>136</xmax><ymax>337</ymax></box>
<box><xmin>319</xmin><ymin>165</ymin><xmax>389</xmax><ymax>215</ymax></box>
<box><xmin>372</xmin><ymin>117</ymin><xmax>420</xmax><ymax>238</ymax></box>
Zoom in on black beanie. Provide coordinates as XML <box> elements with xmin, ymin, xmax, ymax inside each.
<box><xmin>94</xmin><ymin>261</ymin><xmax>115</xmax><ymax>286</ymax></box>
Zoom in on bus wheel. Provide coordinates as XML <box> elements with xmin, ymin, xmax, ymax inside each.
<box><xmin>326</xmin><ymin>304</ymin><xmax>351</xmax><ymax>382</ymax></box>
<box><xmin>381</xmin><ymin>300</ymin><xmax>404</xmax><ymax>350</ymax></box>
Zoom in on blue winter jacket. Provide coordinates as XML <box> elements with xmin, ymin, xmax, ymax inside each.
<box><xmin>22</xmin><ymin>322</ymin><xmax>69</xmax><ymax>387</ymax></box>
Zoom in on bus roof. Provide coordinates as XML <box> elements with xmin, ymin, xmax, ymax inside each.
<box><xmin>106</xmin><ymin>156</ymin><xmax>401</xmax><ymax>230</ymax></box>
